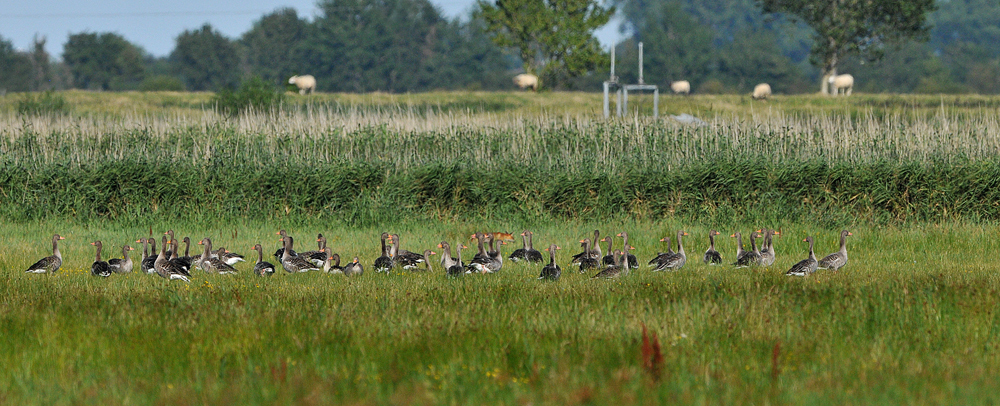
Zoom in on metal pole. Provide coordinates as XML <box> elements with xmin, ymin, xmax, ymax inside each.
<box><xmin>610</xmin><ymin>45</ymin><xmax>616</xmax><ymax>81</ymax></box>
<box><xmin>616</xmin><ymin>89</ymin><xmax>622</xmax><ymax>117</ymax></box>
<box><xmin>623</xmin><ymin>88</ymin><xmax>629</xmax><ymax>114</ymax></box>
<box><xmin>653</xmin><ymin>88</ymin><xmax>659</xmax><ymax>118</ymax></box>
<box><xmin>638</xmin><ymin>42</ymin><xmax>644</xmax><ymax>85</ymax></box>
<box><xmin>603</xmin><ymin>82</ymin><xmax>610</xmax><ymax>118</ymax></box>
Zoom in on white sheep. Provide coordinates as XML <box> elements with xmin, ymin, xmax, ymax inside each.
<box><xmin>288</xmin><ymin>75</ymin><xmax>316</xmax><ymax>95</ymax></box>
<box><xmin>828</xmin><ymin>74</ymin><xmax>854</xmax><ymax>96</ymax></box>
<box><xmin>670</xmin><ymin>80</ymin><xmax>691</xmax><ymax>95</ymax></box>
<box><xmin>752</xmin><ymin>83</ymin><xmax>772</xmax><ymax>100</ymax></box>
<box><xmin>513</xmin><ymin>74</ymin><xmax>538</xmax><ymax>91</ymax></box>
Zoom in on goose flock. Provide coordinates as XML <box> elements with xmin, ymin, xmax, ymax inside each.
<box><xmin>22</xmin><ymin>228</ymin><xmax>853</xmax><ymax>281</ymax></box>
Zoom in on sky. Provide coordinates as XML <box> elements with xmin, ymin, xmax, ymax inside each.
<box><xmin>0</xmin><ymin>0</ymin><xmax>623</xmax><ymax>58</ymax></box>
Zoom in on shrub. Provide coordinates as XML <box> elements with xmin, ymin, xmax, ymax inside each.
<box><xmin>16</xmin><ymin>91</ymin><xmax>69</xmax><ymax>115</ymax></box>
<box><xmin>212</xmin><ymin>76</ymin><xmax>286</xmax><ymax>117</ymax></box>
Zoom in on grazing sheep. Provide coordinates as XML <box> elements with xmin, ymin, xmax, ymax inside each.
<box><xmin>513</xmin><ymin>74</ymin><xmax>538</xmax><ymax>91</ymax></box>
<box><xmin>828</xmin><ymin>74</ymin><xmax>854</xmax><ymax>96</ymax></box>
<box><xmin>752</xmin><ymin>83</ymin><xmax>772</xmax><ymax>100</ymax></box>
<box><xmin>670</xmin><ymin>80</ymin><xmax>691</xmax><ymax>95</ymax></box>
<box><xmin>288</xmin><ymin>75</ymin><xmax>316</xmax><ymax>95</ymax></box>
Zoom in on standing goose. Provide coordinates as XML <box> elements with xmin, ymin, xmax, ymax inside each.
<box><xmin>592</xmin><ymin>251</ymin><xmax>625</xmax><ymax>279</ymax></box>
<box><xmin>730</xmin><ymin>232</ymin><xmax>746</xmax><ymax>263</ymax></box>
<box><xmin>323</xmin><ymin>248</ymin><xmax>345</xmax><ymax>274</ymax></box>
<box><xmin>164</xmin><ymin>230</ymin><xmax>176</xmax><ymax>257</ymax></box>
<box><xmin>447</xmin><ymin>243</ymin><xmax>466</xmax><ymax>278</ymax></box>
<box><xmin>648</xmin><ymin>235</ymin><xmax>676</xmax><ymax>269</ymax></box>
<box><xmin>616</xmin><ymin>232</ymin><xmax>639</xmax><ymax>269</ymax></box>
<box><xmin>136</xmin><ymin>237</ymin><xmax>152</xmax><ymax>273</ymax></box>
<box><xmin>576</xmin><ymin>238</ymin><xmax>600</xmax><ymax>273</ymax></box>
<box><xmin>509</xmin><ymin>230</ymin><xmax>530</xmax><ymax>262</ymax></box>
<box><xmin>251</xmin><ymin>244</ymin><xmax>276</xmax><ymax>277</ymax></box>
<box><xmin>786</xmin><ymin>237</ymin><xmax>818</xmax><ymax>276</ymax></box>
<box><xmin>538</xmin><ymin>244</ymin><xmax>561</xmax><ymax>281</ymax></box>
<box><xmin>467</xmin><ymin>232</ymin><xmax>492</xmax><ymax>273</ymax></box>
<box><xmin>297</xmin><ymin>234</ymin><xmax>328</xmax><ymax>267</ymax></box>
<box><xmin>174</xmin><ymin>237</ymin><xmax>196</xmax><ymax>270</ymax></box>
<box><xmin>140</xmin><ymin>237</ymin><xmax>158</xmax><ymax>274</ymax></box>
<box><xmin>704</xmin><ymin>230</ymin><xmax>723</xmax><ymax>265</ymax></box>
<box><xmin>572</xmin><ymin>230</ymin><xmax>602</xmax><ymax>264</ymax></box>
<box><xmin>217</xmin><ymin>247</ymin><xmax>246</xmax><ymax>266</ymax></box>
<box><xmin>273</xmin><ymin>230</ymin><xmax>297</xmax><ymax>261</ymax></box>
<box><xmin>90</xmin><ymin>241</ymin><xmax>112</xmax><ymax>277</ymax></box>
<box><xmin>26</xmin><ymin>234</ymin><xmax>65</xmax><ymax>274</ymax></box>
<box><xmin>818</xmin><ymin>230</ymin><xmax>853</xmax><ymax>271</ymax></box>
<box><xmin>652</xmin><ymin>231</ymin><xmax>688</xmax><ymax>271</ymax></box>
<box><xmin>759</xmin><ymin>229</ymin><xmax>779</xmax><ymax>267</ymax></box>
<box><xmin>734</xmin><ymin>231</ymin><xmax>762</xmax><ymax>267</ymax></box>
<box><xmin>344</xmin><ymin>257</ymin><xmax>364</xmax><ymax>276</ymax></box>
<box><xmin>391</xmin><ymin>234</ymin><xmax>425</xmax><ymax>268</ymax></box>
<box><xmin>197</xmin><ymin>238</ymin><xmax>238</xmax><ymax>274</ymax></box>
<box><xmin>154</xmin><ymin>235</ymin><xmax>191</xmax><ymax>282</ymax></box>
<box><xmin>438</xmin><ymin>241</ymin><xmax>460</xmax><ymax>269</ymax></box>
<box><xmin>485</xmin><ymin>235</ymin><xmax>504</xmax><ymax>273</ymax></box>
<box><xmin>525</xmin><ymin>231</ymin><xmax>544</xmax><ymax>263</ymax></box>
<box><xmin>601</xmin><ymin>236</ymin><xmax>615</xmax><ymax>265</ymax></box>
<box><xmin>109</xmin><ymin>245</ymin><xmax>135</xmax><ymax>274</ymax></box>
<box><xmin>280</xmin><ymin>236</ymin><xmax>319</xmax><ymax>273</ymax></box>
<box><xmin>373</xmin><ymin>232</ymin><xmax>393</xmax><ymax>272</ymax></box>
<box><xmin>169</xmin><ymin>238</ymin><xmax>192</xmax><ymax>271</ymax></box>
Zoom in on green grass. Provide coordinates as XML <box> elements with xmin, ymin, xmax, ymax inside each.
<box><xmin>3</xmin><ymin>91</ymin><xmax>1000</xmax><ymax>403</ymax></box>
<box><xmin>2</xmin><ymin>220</ymin><xmax>1000</xmax><ymax>404</ymax></box>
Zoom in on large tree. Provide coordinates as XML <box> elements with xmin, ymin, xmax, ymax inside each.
<box><xmin>475</xmin><ymin>0</ymin><xmax>614</xmax><ymax>88</ymax></box>
<box><xmin>241</xmin><ymin>8</ymin><xmax>307</xmax><ymax>87</ymax></box>
<box><xmin>170</xmin><ymin>24</ymin><xmax>240</xmax><ymax>91</ymax></box>
<box><xmin>62</xmin><ymin>32</ymin><xmax>146</xmax><ymax>90</ymax></box>
<box><xmin>758</xmin><ymin>0</ymin><xmax>936</xmax><ymax>94</ymax></box>
<box><xmin>0</xmin><ymin>36</ymin><xmax>34</xmax><ymax>93</ymax></box>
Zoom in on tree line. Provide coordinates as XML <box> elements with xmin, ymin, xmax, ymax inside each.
<box><xmin>1</xmin><ymin>0</ymin><xmax>998</xmax><ymax>94</ymax></box>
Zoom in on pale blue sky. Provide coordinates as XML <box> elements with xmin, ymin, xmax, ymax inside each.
<box><xmin>0</xmin><ymin>0</ymin><xmax>623</xmax><ymax>57</ymax></box>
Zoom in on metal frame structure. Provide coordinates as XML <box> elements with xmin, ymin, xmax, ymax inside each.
<box><xmin>603</xmin><ymin>42</ymin><xmax>658</xmax><ymax>118</ymax></box>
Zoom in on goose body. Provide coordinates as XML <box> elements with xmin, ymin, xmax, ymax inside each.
<box><xmin>467</xmin><ymin>232</ymin><xmax>491</xmax><ymax>273</ymax></box>
<box><xmin>273</xmin><ymin>230</ymin><xmax>297</xmax><ymax>262</ymax></box>
<box><xmin>447</xmin><ymin>243</ymin><xmax>466</xmax><ymax>277</ymax></box>
<box><xmin>154</xmin><ymin>236</ymin><xmax>191</xmax><ymax>282</ymax></box>
<box><xmin>538</xmin><ymin>244</ymin><xmax>561</xmax><ymax>281</ymax></box>
<box><xmin>197</xmin><ymin>238</ymin><xmax>238</xmax><ymax>274</ymax></box>
<box><xmin>648</xmin><ymin>236</ymin><xmax>674</xmax><ymax>267</ymax></box>
<box><xmin>323</xmin><ymin>249</ymin><xmax>345</xmax><ymax>274</ymax></box>
<box><xmin>652</xmin><ymin>231</ymin><xmax>688</xmax><ymax>271</ymax></box>
<box><xmin>485</xmin><ymin>235</ymin><xmax>503</xmax><ymax>273</ymax></box>
<box><xmin>374</xmin><ymin>232</ymin><xmax>394</xmax><ymax>273</ymax></box>
<box><xmin>26</xmin><ymin>234</ymin><xmax>65</xmax><ymax>274</ymax></box>
<box><xmin>108</xmin><ymin>245</ymin><xmax>135</xmax><ymax>274</ymax></box>
<box><xmin>571</xmin><ymin>230</ymin><xmax>602</xmax><ymax>264</ymax></box>
<box><xmin>616</xmin><ymin>232</ymin><xmax>639</xmax><ymax>269</ymax></box>
<box><xmin>592</xmin><ymin>250</ymin><xmax>627</xmax><ymax>279</ymax></box>
<box><xmin>140</xmin><ymin>237</ymin><xmax>158</xmax><ymax>274</ymax></box>
<box><xmin>280</xmin><ymin>236</ymin><xmax>319</xmax><ymax>273</ymax></box>
<box><xmin>734</xmin><ymin>231</ymin><xmax>762</xmax><ymax>267</ymax></box>
<box><xmin>601</xmin><ymin>236</ymin><xmax>615</xmax><ymax>266</ymax></box>
<box><xmin>391</xmin><ymin>234</ymin><xmax>426</xmax><ymax>269</ymax></box>
<box><xmin>818</xmin><ymin>230</ymin><xmax>852</xmax><ymax>271</ymax></box>
<box><xmin>90</xmin><ymin>241</ymin><xmax>112</xmax><ymax>277</ymax></box>
<box><xmin>525</xmin><ymin>231</ymin><xmax>544</xmax><ymax>263</ymax></box>
<box><xmin>296</xmin><ymin>234</ymin><xmax>328</xmax><ymax>267</ymax></box>
<box><xmin>344</xmin><ymin>257</ymin><xmax>364</xmax><ymax>276</ymax></box>
<box><xmin>759</xmin><ymin>229</ymin><xmax>777</xmax><ymax>267</ymax></box>
<box><xmin>786</xmin><ymin>237</ymin><xmax>818</xmax><ymax>276</ymax></box>
<box><xmin>509</xmin><ymin>231</ymin><xmax>529</xmax><ymax>262</ymax></box>
<box><xmin>251</xmin><ymin>244</ymin><xmax>276</xmax><ymax>277</ymax></box>
<box><xmin>169</xmin><ymin>238</ymin><xmax>192</xmax><ymax>271</ymax></box>
<box><xmin>172</xmin><ymin>237</ymin><xmax>195</xmax><ymax>271</ymax></box>
<box><xmin>703</xmin><ymin>230</ymin><xmax>722</xmax><ymax>265</ymax></box>
<box><xmin>576</xmin><ymin>238</ymin><xmax>600</xmax><ymax>273</ymax></box>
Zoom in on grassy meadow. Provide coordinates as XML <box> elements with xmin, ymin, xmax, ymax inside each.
<box><xmin>1</xmin><ymin>91</ymin><xmax>1000</xmax><ymax>404</ymax></box>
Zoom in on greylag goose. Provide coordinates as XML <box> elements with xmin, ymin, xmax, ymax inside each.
<box><xmin>197</xmin><ymin>238</ymin><xmax>238</xmax><ymax>274</ymax></box>
<box><xmin>273</xmin><ymin>230</ymin><xmax>297</xmax><ymax>261</ymax></box>
<box><xmin>164</xmin><ymin>230</ymin><xmax>176</xmax><ymax>257</ymax></box>
<box><xmin>392</xmin><ymin>234</ymin><xmax>427</xmax><ymax>269</ymax></box>
<box><xmin>373</xmin><ymin>232</ymin><xmax>393</xmax><ymax>273</ymax></box>
<box><xmin>90</xmin><ymin>241</ymin><xmax>112</xmax><ymax>277</ymax></box>
<box><xmin>730</xmin><ymin>232</ymin><xmax>746</xmax><ymax>263</ymax></box>
<box><xmin>572</xmin><ymin>230</ymin><xmax>602</xmax><ymax>264</ymax></box>
<box><xmin>169</xmin><ymin>238</ymin><xmax>192</xmax><ymax>271</ymax></box>
<box><xmin>576</xmin><ymin>238</ymin><xmax>600</xmax><ymax>273</ymax></box>
<box><xmin>538</xmin><ymin>244</ymin><xmax>561</xmax><ymax>281</ymax></box>
<box><xmin>592</xmin><ymin>250</ymin><xmax>626</xmax><ymax>279</ymax></box>
<box><xmin>154</xmin><ymin>235</ymin><xmax>191</xmax><ymax>282</ymax></box>
<box><xmin>218</xmin><ymin>247</ymin><xmax>245</xmax><ymax>266</ymax></box>
<box><xmin>467</xmin><ymin>232</ymin><xmax>491</xmax><ymax>273</ymax></box>
<box><xmin>786</xmin><ymin>237</ymin><xmax>818</xmax><ymax>276</ymax></box>
<box><xmin>704</xmin><ymin>230</ymin><xmax>722</xmax><ymax>265</ymax></box>
<box><xmin>616</xmin><ymin>232</ymin><xmax>639</xmax><ymax>269</ymax></box>
<box><xmin>818</xmin><ymin>230</ymin><xmax>852</xmax><ymax>271</ymax></box>
<box><xmin>438</xmin><ymin>241</ymin><xmax>459</xmax><ymax>269</ymax></box>
<box><xmin>648</xmin><ymin>235</ymin><xmax>676</xmax><ymax>269</ymax></box>
<box><xmin>26</xmin><ymin>234</ymin><xmax>65</xmax><ymax>274</ymax></box>
<box><xmin>509</xmin><ymin>230</ymin><xmax>529</xmax><ymax>262</ymax></box>
<box><xmin>414</xmin><ymin>250</ymin><xmax>436</xmax><ymax>271</ymax></box>
<box><xmin>447</xmin><ymin>243</ymin><xmax>466</xmax><ymax>278</ymax></box>
<box><xmin>323</xmin><ymin>248</ymin><xmax>345</xmax><ymax>274</ymax></box>
<box><xmin>297</xmin><ymin>234</ymin><xmax>328</xmax><ymax>267</ymax></box>
<box><xmin>652</xmin><ymin>231</ymin><xmax>688</xmax><ymax>271</ymax></box>
<box><xmin>485</xmin><ymin>235</ymin><xmax>504</xmax><ymax>273</ymax></box>
<box><xmin>280</xmin><ymin>236</ymin><xmax>319</xmax><ymax>273</ymax></box>
<box><xmin>173</xmin><ymin>236</ymin><xmax>195</xmax><ymax>270</ymax></box>
<box><xmin>251</xmin><ymin>244</ymin><xmax>276</xmax><ymax>276</ymax></box>
<box><xmin>759</xmin><ymin>229</ymin><xmax>779</xmax><ymax>267</ymax></box>
<box><xmin>140</xmin><ymin>237</ymin><xmax>158</xmax><ymax>274</ymax></box>
<box><xmin>734</xmin><ymin>231</ymin><xmax>762</xmax><ymax>267</ymax></box>
<box><xmin>601</xmin><ymin>236</ymin><xmax>615</xmax><ymax>265</ymax></box>
<box><xmin>109</xmin><ymin>245</ymin><xmax>135</xmax><ymax>273</ymax></box>
<box><xmin>344</xmin><ymin>257</ymin><xmax>364</xmax><ymax>276</ymax></box>
<box><xmin>525</xmin><ymin>231</ymin><xmax>543</xmax><ymax>262</ymax></box>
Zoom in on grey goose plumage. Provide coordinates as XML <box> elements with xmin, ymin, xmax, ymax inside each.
<box><xmin>26</xmin><ymin>234</ymin><xmax>65</xmax><ymax>274</ymax></box>
<box><xmin>818</xmin><ymin>230</ymin><xmax>852</xmax><ymax>271</ymax></box>
<box><xmin>786</xmin><ymin>236</ymin><xmax>818</xmax><ymax>276</ymax></box>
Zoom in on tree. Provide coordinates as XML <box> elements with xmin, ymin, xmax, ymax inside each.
<box><xmin>758</xmin><ymin>0</ymin><xmax>936</xmax><ymax>94</ymax></box>
<box><xmin>170</xmin><ymin>24</ymin><xmax>240</xmax><ymax>91</ymax></box>
<box><xmin>241</xmin><ymin>8</ymin><xmax>307</xmax><ymax>87</ymax></box>
<box><xmin>613</xmin><ymin>1</ymin><xmax>715</xmax><ymax>87</ymax></box>
<box><xmin>0</xmin><ymin>36</ymin><xmax>34</xmax><ymax>93</ymax></box>
<box><xmin>62</xmin><ymin>32</ymin><xmax>146</xmax><ymax>90</ymax></box>
<box><xmin>475</xmin><ymin>0</ymin><xmax>614</xmax><ymax>88</ymax></box>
